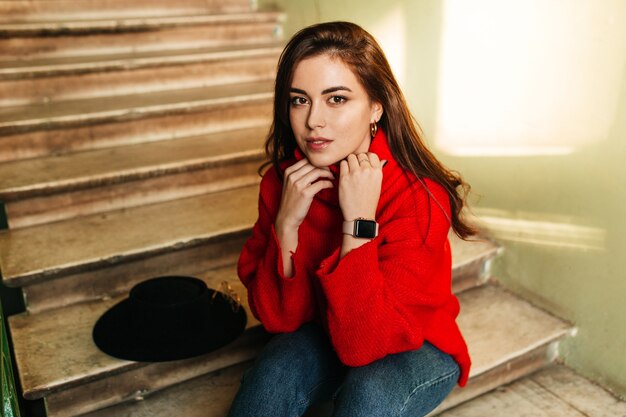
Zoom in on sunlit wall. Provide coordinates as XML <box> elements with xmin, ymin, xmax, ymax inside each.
<box><xmin>261</xmin><ymin>0</ymin><xmax>626</xmax><ymax>397</ymax></box>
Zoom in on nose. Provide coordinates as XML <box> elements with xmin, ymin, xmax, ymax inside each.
<box><xmin>306</xmin><ymin>101</ymin><xmax>325</xmax><ymax>130</ymax></box>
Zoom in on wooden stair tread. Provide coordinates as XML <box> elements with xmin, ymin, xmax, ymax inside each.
<box><xmin>9</xmin><ymin>284</ymin><xmax>570</xmax><ymax>408</ymax></box>
<box><xmin>0</xmin><ymin>10</ymin><xmax>284</xmax><ymax>35</ymax></box>
<box><xmin>0</xmin><ymin>0</ymin><xmax>253</xmax><ymax>24</ymax></box>
<box><xmin>0</xmin><ymin>127</ymin><xmax>267</xmax><ymax>199</ymax></box>
<box><xmin>0</xmin><ymin>80</ymin><xmax>273</xmax><ymax>130</ymax></box>
<box><xmin>437</xmin><ymin>364</ymin><xmax>626</xmax><ymax>417</ymax></box>
<box><xmin>0</xmin><ymin>42</ymin><xmax>283</xmax><ymax>78</ymax></box>
<box><xmin>0</xmin><ymin>184</ymin><xmax>260</xmax><ymax>285</ymax></box>
<box><xmin>0</xmin><ymin>182</ymin><xmax>499</xmax><ymax>285</ymax></box>
<box><xmin>9</xmin><ymin>264</ymin><xmax>261</xmax><ymax>399</ymax></box>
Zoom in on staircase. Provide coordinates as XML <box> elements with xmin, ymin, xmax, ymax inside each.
<box><xmin>0</xmin><ymin>2</ymin><xmax>574</xmax><ymax>416</ymax></box>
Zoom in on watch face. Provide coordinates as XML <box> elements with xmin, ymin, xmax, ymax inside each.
<box><xmin>355</xmin><ymin>220</ymin><xmax>377</xmax><ymax>238</ymax></box>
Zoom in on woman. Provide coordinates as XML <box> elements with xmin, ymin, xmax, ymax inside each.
<box><xmin>229</xmin><ymin>21</ymin><xmax>476</xmax><ymax>417</ymax></box>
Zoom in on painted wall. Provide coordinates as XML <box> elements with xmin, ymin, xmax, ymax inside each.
<box><xmin>261</xmin><ymin>0</ymin><xmax>626</xmax><ymax>397</ymax></box>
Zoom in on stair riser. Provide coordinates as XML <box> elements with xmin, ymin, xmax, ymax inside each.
<box><xmin>0</xmin><ymin>100</ymin><xmax>272</xmax><ymax>162</ymax></box>
<box><xmin>0</xmin><ymin>0</ymin><xmax>253</xmax><ymax>23</ymax></box>
<box><xmin>44</xmin><ymin>328</ymin><xmax>271</xmax><ymax>417</ymax></box>
<box><xmin>23</xmin><ymin>234</ymin><xmax>251</xmax><ymax>313</ymax></box>
<box><xmin>7</xmin><ymin>156</ymin><xmax>263</xmax><ymax>229</ymax></box>
<box><xmin>0</xmin><ymin>55</ymin><xmax>279</xmax><ymax>107</ymax></box>
<box><xmin>0</xmin><ymin>22</ymin><xmax>281</xmax><ymax>62</ymax></box>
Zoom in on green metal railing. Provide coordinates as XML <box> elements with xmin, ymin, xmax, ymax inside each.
<box><xmin>1</xmin><ymin>202</ymin><xmax>21</xmax><ymax>417</ymax></box>
<box><xmin>1</xmin><ymin>301</ymin><xmax>20</xmax><ymax>417</ymax></box>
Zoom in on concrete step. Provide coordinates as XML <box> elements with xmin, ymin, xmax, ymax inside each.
<box><xmin>435</xmin><ymin>364</ymin><xmax>626</xmax><ymax>417</ymax></box>
<box><xmin>0</xmin><ymin>183</ymin><xmax>499</xmax><ymax>313</ymax></box>
<box><xmin>0</xmin><ymin>11</ymin><xmax>284</xmax><ymax>62</ymax></box>
<box><xmin>15</xmin><ymin>284</ymin><xmax>572</xmax><ymax>417</ymax></box>
<box><xmin>0</xmin><ymin>80</ymin><xmax>273</xmax><ymax>162</ymax></box>
<box><xmin>0</xmin><ymin>43</ymin><xmax>282</xmax><ymax>106</ymax></box>
<box><xmin>0</xmin><ymin>127</ymin><xmax>268</xmax><ymax>229</ymax></box>
<box><xmin>0</xmin><ymin>0</ymin><xmax>253</xmax><ymax>23</ymax></box>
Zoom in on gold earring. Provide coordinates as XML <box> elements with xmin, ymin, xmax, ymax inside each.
<box><xmin>370</xmin><ymin>121</ymin><xmax>378</xmax><ymax>138</ymax></box>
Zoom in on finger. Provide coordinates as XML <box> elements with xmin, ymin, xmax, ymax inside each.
<box><xmin>286</xmin><ymin>163</ymin><xmax>317</xmax><ymax>182</ymax></box>
<box><xmin>347</xmin><ymin>154</ymin><xmax>360</xmax><ymax>171</ymax></box>
<box><xmin>297</xmin><ymin>168</ymin><xmax>335</xmax><ymax>186</ymax></box>
<box><xmin>367</xmin><ymin>152</ymin><xmax>381</xmax><ymax>168</ymax></box>
<box><xmin>306</xmin><ymin>180</ymin><xmax>334</xmax><ymax>197</ymax></box>
<box><xmin>340</xmin><ymin>160</ymin><xmax>349</xmax><ymax>178</ymax></box>
<box><xmin>284</xmin><ymin>158</ymin><xmax>309</xmax><ymax>176</ymax></box>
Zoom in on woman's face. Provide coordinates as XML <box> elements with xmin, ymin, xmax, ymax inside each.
<box><xmin>289</xmin><ymin>53</ymin><xmax>383</xmax><ymax>168</ymax></box>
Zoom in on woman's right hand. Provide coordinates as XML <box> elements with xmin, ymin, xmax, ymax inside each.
<box><xmin>275</xmin><ymin>158</ymin><xmax>335</xmax><ymax>234</ymax></box>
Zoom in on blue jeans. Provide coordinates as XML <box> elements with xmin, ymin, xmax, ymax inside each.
<box><xmin>227</xmin><ymin>322</ymin><xmax>460</xmax><ymax>417</ymax></box>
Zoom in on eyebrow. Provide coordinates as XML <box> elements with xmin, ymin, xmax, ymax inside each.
<box><xmin>290</xmin><ymin>86</ymin><xmax>353</xmax><ymax>95</ymax></box>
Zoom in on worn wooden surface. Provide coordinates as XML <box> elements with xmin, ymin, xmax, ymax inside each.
<box><xmin>438</xmin><ymin>364</ymin><xmax>626</xmax><ymax>417</ymax></box>
<box><xmin>0</xmin><ymin>48</ymin><xmax>280</xmax><ymax>107</ymax></box>
<box><xmin>7</xmin><ymin>158</ymin><xmax>263</xmax><ymax>229</ymax></box>
<box><xmin>81</xmin><ymin>361</ymin><xmax>251</xmax><ymax>417</ymax></box>
<box><xmin>0</xmin><ymin>0</ymin><xmax>253</xmax><ymax>22</ymax></box>
<box><xmin>0</xmin><ymin>184</ymin><xmax>259</xmax><ymax>284</ymax></box>
<box><xmin>0</xmin><ymin>43</ymin><xmax>280</xmax><ymax>77</ymax></box>
<box><xmin>23</xmin><ymin>234</ymin><xmax>250</xmax><ymax>313</ymax></box>
<box><xmin>0</xmin><ymin>17</ymin><xmax>282</xmax><ymax>62</ymax></box>
<box><xmin>19</xmin><ymin>229</ymin><xmax>495</xmax><ymax>315</ymax></box>
<box><xmin>0</xmin><ymin>181</ymin><xmax>499</xmax><ymax>284</ymax></box>
<box><xmin>78</xmin><ymin>331</ymin><xmax>585</xmax><ymax>417</ymax></box>
<box><xmin>0</xmin><ymin>127</ymin><xmax>266</xmax><ymax>199</ymax></box>
<box><xmin>8</xmin><ymin>284</ymin><xmax>570</xmax><ymax>410</ymax></box>
<box><xmin>0</xmin><ymin>99</ymin><xmax>271</xmax><ymax>162</ymax></box>
<box><xmin>0</xmin><ymin>80</ymin><xmax>273</xmax><ymax>133</ymax></box>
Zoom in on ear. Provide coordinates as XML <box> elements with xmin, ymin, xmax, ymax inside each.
<box><xmin>370</xmin><ymin>100</ymin><xmax>384</xmax><ymax>123</ymax></box>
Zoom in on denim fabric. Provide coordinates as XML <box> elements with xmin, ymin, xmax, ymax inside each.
<box><xmin>227</xmin><ymin>322</ymin><xmax>460</xmax><ymax>417</ymax></box>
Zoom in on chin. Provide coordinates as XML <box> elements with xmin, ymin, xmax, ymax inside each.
<box><xmin>306</xmin><ymin>153</ymin><xmax>341</xmax><ymax>168</ymax></box>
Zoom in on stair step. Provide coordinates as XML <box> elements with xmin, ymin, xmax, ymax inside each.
<box><xmin>2</xmin><ymin>200</ymin><xmax>498</xmax><ymax>314</ymax></box>
<box><xmin>0</xmin><ymin>80</ymin><xmax>273</xmax><ymax>162</ymax></box>
<box><xmin>9</xmin><ymin>265</ymin><xmax>270</xmax><ymax>417</ymax></box>
<box><xmin>0</xmin><ymin>0</ymin><xmax>253</xmax><ymax>23</ymax></box>
<box><xmin>0</xmin><ymin>127</ymin><xmax>267</xmax><ymax>228</ymax></box>
<box><xmin>0</xmin><ymin>180</ymin><xmax>499</xmax><ymax>294</ymax></box>
<box><xmin>435</xmin><ymin>364</ymin><xmax>626</xmax><ymax>417</ymax></box>
<box><xmin>0</xmin><ymin>184</ymin><xmax>259</xmax><ymax>287</ymax></box>
<box><xmin>9</xmin><ymin>284</ymin><xmax>571</xmax><ymax>416</ymax></box>
<box><xmin>0</xmin><ymin>11</ymin><xmax>283</xmax><ymax>62</ymax></box>
<box><xmin>0</xmin><ymin>43</ymin><xmax>283</xmax><ymax>106</ymax></box>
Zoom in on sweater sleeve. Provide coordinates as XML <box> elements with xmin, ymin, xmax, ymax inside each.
<box><xmin>237</xmin><ymin>170</ymin><xmax>315</xmax><ymax>333</ymax></box>
<box><xmin>316</xmin><ymin>180</ymin><xmax>457</xmax><ymax>367</ymax></box>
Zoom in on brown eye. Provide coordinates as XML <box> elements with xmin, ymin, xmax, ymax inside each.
<box><xmin>290</xmin><ymin>96</ymin><xmax>308</xmax><ymax>106</ymax></box>
<box><xmin>329</xmin><ymin>95</ymin><xmax>347</xmax><ymax>104</ymax></box>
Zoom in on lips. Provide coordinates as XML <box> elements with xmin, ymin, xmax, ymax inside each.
<box><xmin>305</xmin><ymin>137</ymin><xmax>333</xmax><ymax>151</ymax></box>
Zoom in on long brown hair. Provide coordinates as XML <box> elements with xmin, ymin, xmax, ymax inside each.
<box><xmin>262</xmin><ymin>21</ymin><xmax>476</xmax><ymax>239</ymax></box>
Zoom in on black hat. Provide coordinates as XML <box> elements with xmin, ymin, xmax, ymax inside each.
<box><xmin>92</xmin><ymin>276</ymin><xmax>247</xmax><ymax>362</ymax></box>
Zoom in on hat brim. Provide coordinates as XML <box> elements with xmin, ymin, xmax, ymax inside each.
<box><xmin>92</xmin><ymin>290</ymin><xmax>247</xmax><ymax>362</ymax></box>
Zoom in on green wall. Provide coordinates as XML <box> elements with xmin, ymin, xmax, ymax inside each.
<box><xmin>262</xmin><ymin>0</ymin><xmax>626</xmax><ymax>398</ymax></box>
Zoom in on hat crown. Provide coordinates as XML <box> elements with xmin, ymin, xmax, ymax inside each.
<box><xmin>129</xmin><ymin>276</ymin><xmax>211</xmax><ymax>342</ymax></box>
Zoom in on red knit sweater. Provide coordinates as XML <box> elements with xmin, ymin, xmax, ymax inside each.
<box><xmin>237</xmin><ymin>129</ymin><xmax>471</xmax><ymax>387</ymax></box>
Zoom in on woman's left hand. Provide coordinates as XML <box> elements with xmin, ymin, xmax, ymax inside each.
<box><xmin>338</xmin><ymin>152</ymin><xmax>386</xmax><ymax>221</ymax></box>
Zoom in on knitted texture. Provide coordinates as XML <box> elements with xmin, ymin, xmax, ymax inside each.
<box><xmin>237</xmin><ymin>129</ymin><xmax>471</xmax><ymax>386</ymax></box>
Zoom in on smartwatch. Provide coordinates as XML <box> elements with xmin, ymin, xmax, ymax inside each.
<box><xmin>343</xmin><ymin>218</ymin><xmax>379</xmax><ymax>239</ymax></box>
